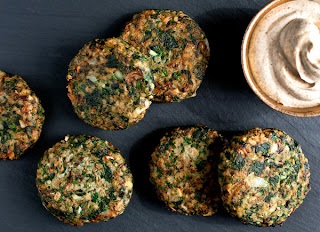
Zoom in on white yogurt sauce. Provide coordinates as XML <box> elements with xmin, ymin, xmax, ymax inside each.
<box><xmin>249</xmin><ymin>0</ymin><xmax>320</xmax><ymax>108</ymax></box>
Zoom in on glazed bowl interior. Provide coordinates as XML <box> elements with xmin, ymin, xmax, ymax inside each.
<box><xmin>241</xmin><ymin>0</ymin><xmax>320</xmax><ymax>117</ymax></box>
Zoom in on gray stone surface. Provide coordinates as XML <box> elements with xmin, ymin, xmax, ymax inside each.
<box><xmin>0</xmin><ymin>0</ymin><xmax>319</xmax><ymax>231</ymax></box>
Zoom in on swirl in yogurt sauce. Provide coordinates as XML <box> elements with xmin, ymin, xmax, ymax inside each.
<box><xmin>249</xmin><ymin>0</ymin><xmax>320</xmax><ymax>108</ymax></box>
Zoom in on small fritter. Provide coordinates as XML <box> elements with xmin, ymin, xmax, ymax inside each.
<box><xmin>0</xmin><ymin>71</ymin><xmax>45</xmax><ymax>160</ymax></box>
<box><xmin>218</xmin><ymin>128</ymin><xmax>311</xmax><ymax>227</ymax></box>
<box><xmin>67</xmin><ymin>38</ymin><xmax>154</xmax><ymax>130</ymax></box>
<box><xmin>36</xmin><ymin>135</ymin><xmax>133</xmax><ymax>226</ymax></box>
<box><xmin>150</xmin><ymin>126</ymin><xmax>224</xmax><ymax>216</ymax></box>
<box><xmin>121</xmin><ymin>10</ymin><xmax>210</xmax><ymax>102</ymax></box>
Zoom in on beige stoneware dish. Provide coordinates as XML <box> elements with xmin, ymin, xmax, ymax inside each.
<box><xmin>241</xmin><ymin>0</ymin><xmax>320</xmax><ymax>117</ymax></box>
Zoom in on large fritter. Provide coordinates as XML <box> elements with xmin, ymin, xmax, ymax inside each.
<box><xmin>67</xmin><ymin>38</ymin><xmax>154</xmax><ymax>130</ymax></box>
<box><xmin>121</xmin><ymin>10</ymin><xmax>210</xmax><ymax>102</ymax></box>
<box><xmin>0</xmin><ymin>71</ymin><xmax>45</xmax><ymax>160</ymax></box>
<box><xmin>218</xmin><ymin>128</ymin><xmax>310</xmax><ymax>226</ymax></box>
<box><xmin>150</xmin><ymin>126</ymin><xmax>223</xmax><ymax>216</ymax></box>
<box><xmin>36</xmin><ymin>135</ymin><xmax>133</xmax><ymax>226</ymax></box>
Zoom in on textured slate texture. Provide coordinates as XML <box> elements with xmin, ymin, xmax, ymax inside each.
<box><xmin>0</xmin><ymin>0</ymin><xmax>319</xmax><ymax>231</ymax></box>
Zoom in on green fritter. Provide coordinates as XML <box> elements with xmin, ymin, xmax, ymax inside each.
<box><xmin>150</xmin><ymin>126</ymin><xmax>224</xmax><ymax>216</ymax></box>
<box><xmin>67</xmin><ymin>38</ymin><xmax>154</xmax><ymax>130</ymax></box>
<box><xmin>36</xmin><ymin>135</ymin><xmax>133</xmax><ymax>226</ymax></box>
<box><xmin>218</xmin><ymin>128</ymin><xmax>311</xmax><ymax>227</ymax></box>
<box><xmin>121</xmin><ymin>9</ymin><xmax>210</xmax><ymax>103</ymax></box>
<box><xmin>0</xmin><ymin>71</ymin><xmax>45</xmax><ymax>160</ymax></box>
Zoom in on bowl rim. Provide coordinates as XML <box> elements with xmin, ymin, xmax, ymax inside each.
<box><xmin>241</xmin><ymin>0</ymin><xmax>320</xmax><ymax>117</ymax></box>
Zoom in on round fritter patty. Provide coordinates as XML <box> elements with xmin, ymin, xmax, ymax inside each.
<box><xmin>36</xmin><ymin>135</ymin><xmax>133</xmax><ymax>226</ymax></box>
<box><xmin>0</xmin><ymin>71</ymin><xmax>45</xmax><ymax>160</ymax></box>
<box><xmin>121</xmin><ymin>9</ymin><xmax>210</xmax><ymax>102</ymax></box>
<box><xmin>218</xmin><ymin>128</ymin><xmax>311</xmax><ymax>227</ymax></box>
<box><xmin>67</xmin><ymin>38</ymin><xmax>154</xmax><ymax>130</ymax></box>
<box><xmin>150</xmin><ymin>126</ymin><xmax>224</xmax><ymax>216</ymax></box>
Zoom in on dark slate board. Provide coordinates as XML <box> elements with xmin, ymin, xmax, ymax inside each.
<box><xmin>0</xmin><ymin>0</ymin><xmax>319</xmax><ymax>231</ymax></box>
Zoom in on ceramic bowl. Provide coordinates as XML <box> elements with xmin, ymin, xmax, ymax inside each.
<box><xmin>241</xmin><ymin>0</ymin><xmax>320</xmax><ymax>117</ymax></box>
